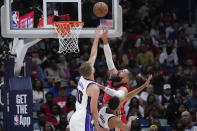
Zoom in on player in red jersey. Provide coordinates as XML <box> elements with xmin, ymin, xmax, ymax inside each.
<box><xmin>100</xmin><ymin>28</ymin><xmax>131</xmax><ymax>126</ymax></box>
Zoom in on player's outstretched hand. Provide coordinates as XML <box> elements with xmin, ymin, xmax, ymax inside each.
<box><xmin>144</xmin><ymin>74</ymin><xmax>152</xmax><ymax>87</ymax></box>
<box><xmin>95</xmin><ymin>24</ymin><xmax>104</xmax><ymax>39</ymax></box>
<box><xmin>128</xmin><ymin>116</ymin><xmax>138</xmax><ymax>121</ymax></box>
<box><xmin>101</xmin><ymin>26</ymin><xmax>109</xmax><ymax>44</ymax></box>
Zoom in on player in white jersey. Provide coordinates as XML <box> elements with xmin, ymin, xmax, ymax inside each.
<box><xmin>69</xmin><ymin>25</ymin><xmax>107</xmax><ymax>131</ymax></box>
<box><xmin>98</xmin><ymin>75</ymin><xmax>152</xmax><ymax>131</ymax></box>
<box><xmin>99</xmin><ymin>97</ymin><xmax>136</xmax><ymax>131</ymax></box>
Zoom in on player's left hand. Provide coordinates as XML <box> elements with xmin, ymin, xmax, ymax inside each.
<box><xmin>128</xmin><ymin>116</ymin><xmax>138</xmax><ymax>121</ymax></box>
<box><xmin>95</xmin><ymin>24</ymin><xmax>108</xmax><ymax>38</ymax></box>
<box><xmin>95</xmin><ymin>25</ymin><xmax>103</xmax><ymax>38</ymax></box>
<box><xmin>144</xmin><ymin>74</ymin><xmax>152</xmax><ymax>87</ymax></box>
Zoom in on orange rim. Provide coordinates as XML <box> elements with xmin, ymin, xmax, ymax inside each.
<box><xmin>53</xmin><ymin>21</ymin><xmax>84</xmax><ymax>35</ymax></box>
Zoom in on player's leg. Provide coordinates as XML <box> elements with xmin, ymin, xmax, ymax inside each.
<box><xmin>70</xmin><ymin>112</ymin><xmax>85</xmax><ymax>131</ymax></box>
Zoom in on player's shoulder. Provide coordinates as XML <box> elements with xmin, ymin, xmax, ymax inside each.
<box><xmin>87</xmin><ymin>83</ymin><xmax>100</xmax><ymax>91</ymax></box>
<box><xmin>108</xmin><ymin>116</ymin><xmax>121</xmax><ymax>128</ymax></box>
<box><xmin>87</xmin><ymin>83</ymin><xmax>100</xmax><ymax>97</ymax></box>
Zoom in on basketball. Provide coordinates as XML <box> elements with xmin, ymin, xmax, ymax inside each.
<box><xmin>93</xmin><ymin>2</ymin><xmax>108</xmax><ymax>18</ymax></box>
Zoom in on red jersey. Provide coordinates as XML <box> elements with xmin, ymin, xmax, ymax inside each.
<box><xmin>102</xmin><ymin>80</ymin><xmax>130</xmax><ymax>124</ymax></box>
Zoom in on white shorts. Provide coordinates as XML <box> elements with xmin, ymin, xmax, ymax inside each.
<box><xmin>70</xmin><ymin>111</ymin><xmax>95</xmax><ymax>131</ymax></box>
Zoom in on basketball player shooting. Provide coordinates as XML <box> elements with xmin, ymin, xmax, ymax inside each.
<box><xmin>101</xmin><ymin>27</ymin><xmax>131</xmax><ymax>124</ymax></box>
<box><xmin>98</xmin><ymin>75</ymin><xmax>152</xmax><ymax>131</ymax></box>
<box><xmin>69</xmin><ymin>25</ymin><xmax>107</xmax><ymax>131</ymax></box>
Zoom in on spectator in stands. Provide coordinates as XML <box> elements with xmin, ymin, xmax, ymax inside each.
<box><xmin>135</xmin><ymin>30</ymin><xmax>150</xmax><ymax>48</ymax></box>
<box><xmin>176</xmin><ymin>103</ymin><xmax>188</xmax><ymax>120</ymax></box>
<box><xmin>116</xmin><ymin>33</ymin><xmax>130</xmax><ymax>68</ymax></box>
<box><xmin>33</xmin><ymin>79</ymin><xmax>44</xmax><ymax>104</ymax></box>
<box><xmin>127</xmin><ymin>48</ymin><xmax>136</xmax><ymax>68</ymax></box>
<box><xmin>168</xmin><ymin>22</ymin><xmax>180</xmax><ymax>43</ymax></box>
<box><xmin>130</xmin><ymin>119</ymin><xmax>142</xmax><ymax>131</ymax></box>
<box><xmin>159</xmin><ymin>44</ymin><xmax>179</xmax><ymax>73</ymax></box>
<box><xmin>32</xmin><ymin>58</ymin><xmax>48</xmax><ymax>88</ymax></box>
<box><xmin>169</xmin><ymin>65</ymin><xmax>187</xmax><ymax>95</ymax></box>
<box><xmin>140</xmin><ymin>84</ymin><xmax>159</xmax><ymax>105</ymax></box>
<box><xmin>148</xmin><ymin>61</ymin><xmax>167</xmax><ymax>94</ymax></box>
<box><xmin>43</xmin><ymin>122</ymin><xmax>55</xmax><ymax>131</ymax></box>
<box><xmin>136</xmin><ymin>44</ymin><xmax>154</xmax><ymax>67</ymax></box>
<box><xmin>159</xmin><ymin>84</ymin><xmax>175</xmax><ymax>109</ymax></box>
<box><xmin>45</xmin><ymin>104</ymin><xmax>61</xmax><ymax>127</ymax></box>
<box><xmin>185</xmin><ymin>87</ymin><xmax>197</xmax><ymax>121</ymax></box>
<box><xmin>144</xmin><ymin>94</ymin><xmax>164</xmax><ymax>120</ymax></box>
<box><xmin>157</xmin><ymin>30</ymin><xmax>168</xmax><ymax>47</ymax></box>
<box><xmin>56</xmin><ymin>113</ymin><xmax>68</xmax><ymax>131</ymax></box>
<box><xmin>62</xmin><ymin>94</ymin><xmax>76</xmax><ymax>114</ymax></box>
<box><xmin>40</xmin><ymin>50</ymin><xmax>53</xmax><ymax>70</ymax></box>
<box><xmin>172</xmin><ymin>119</ymin><xmax>184</xmax><ymax>131</ymax></box>
<box><xmin>54</xmin><ymin>86</ymin><xmax>67</xmax><ymax>111</ymax></box>
<box><xmin>149</xmin><ymin>124</ymin><xmax>158</xmax><ymax>131</ymax></box>
<box><xmin>166</xmin><ymin>90</ymin><xmax>186</xmax><ymax>125</ymax></box>
<box><xmin>44</xmin><ymin>58</ymin><xmax>61</xmax><ymax>85</ymax></box>
<box><xmin>127</xmin><ymin>97</ymin><xmax>144</xmax><ymax>119</ymax></box>
<box><xmin>181</xmin><ymin>111</ymin><xmax>197</xmax><ymax>131</ymax></box>
<box><xmin>36</xmin><ymin>49</ymin><xmax>47</xmax><ymax>65</ymax></box>
<box><xmin>48</xmin><ymin>78</ymin><xmax>64</xmax><ymax>98</ymax></box>
<box><xmin>57</xmin><ymin>54</ymin><xmax>70</xmax><ymax>81</ymax></box>
<box><xmin>160</xmin><ymin>8</ymin><xmax>176</xmax><ymax>26</ymax></box>
<box><xmin>40</xmin><ymin>92</ymin><xmax>54</xmax><ymax>115</ymax></box>
<box><xmin>33</xmin><ymin>79</ymin><xmax>45</xmax><ymax>111</ymax></box>
<box><xmin>150</xmin><ymin>22</ymin><xmax>159</xmax><ymax>41</ymax></box>
<box><xmin>138</xmin><ymin>3</ymin><xmax>150</xmax><ymax>22</ymax></box>
<box><xmin>33</xmin><ymin>112</ymin><xmax>55</xmax><ymax>131</ymax></box>
<box><xmin>67</xmin><ymin>59</ymin><xmax>80</xmax><ymax>88</ymax></box>
<box><xmin>152</xmin><ymin>119</ymin><xmax>166</xmax><ymax>131</ymax></box>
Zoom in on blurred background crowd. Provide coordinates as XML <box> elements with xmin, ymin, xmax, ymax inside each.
<box><xmin>0</xmin><ymin>0</ymin><xmax>197</xmax><ymax>131</ymax></box>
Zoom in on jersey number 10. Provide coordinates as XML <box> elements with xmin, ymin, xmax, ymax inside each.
<box><xmin>77</xmin><ymin>90</ymin><xmax>83</xmax><ymax>104</ymax></box>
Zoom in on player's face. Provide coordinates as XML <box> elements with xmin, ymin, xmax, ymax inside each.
<box><xmin>118</xmin><ymin>69</ymin><xmax>129</xmax><ymax>82</ymax></box>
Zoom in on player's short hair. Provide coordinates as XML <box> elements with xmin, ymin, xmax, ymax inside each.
<box><xmin>108</xmin><ymin>96</ymin><xmax>120</xmax><ymax>110</ymax></box>
<box><xmin>79</xmin><ymin>62</ymin><xmax>92</xmax><ymax>77</ymax></box>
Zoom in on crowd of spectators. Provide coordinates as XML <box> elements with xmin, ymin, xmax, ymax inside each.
<box><xmin>0</xmin><ymin>0</ymin><xmax>197</xmax><ymax>131</ymax></box>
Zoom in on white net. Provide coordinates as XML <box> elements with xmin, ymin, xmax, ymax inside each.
<box><xmin>54</xmin><ymin>21</ymin><xmax>84</xmax><ymax>54</ymax></box>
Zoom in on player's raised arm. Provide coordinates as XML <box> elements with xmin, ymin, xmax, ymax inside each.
<box><xmin>120</xmin><ymin>75</ymin><xmax>152</xmax><ymax>105</ymax></box>
<box><xmin>97</xmin><ymin>75</ymin><xmax>152</xmax><ymax>103</ymax></box>
<box><xmin>88</xmin><ymin>25</ymin><xmax>103</xmax><ymax>66</ymax></box>
<box><xmin>108</xmin><ymin>116</ymin><xmax>136</xmax><ymax>131</ymax></box>
<box><xmin>101</xmin><ymin>27</ymin><xmax>118</xmax><ymax>77</ymax></box>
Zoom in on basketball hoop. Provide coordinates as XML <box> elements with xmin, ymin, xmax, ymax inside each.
<box><xmin>53</xmin><ymin>21</ymin><xmax>84</xmax><ymax>54</ymax></box>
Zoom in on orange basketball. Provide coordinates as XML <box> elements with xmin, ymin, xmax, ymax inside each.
<box><xmin>93</xmin><ymin>2</ymin><xmax>108</xmax><ymax>18</ymax></box>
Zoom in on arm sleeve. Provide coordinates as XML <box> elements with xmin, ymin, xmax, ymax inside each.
<box><xmin>103</xmin><ymin>44</ymin><xmax>115</xmax><ymax>70</ymax></box>
<box><xmin>104</xmin><ymin>86</ymin><xmax>125</xmax><ymax>98</ymax></box>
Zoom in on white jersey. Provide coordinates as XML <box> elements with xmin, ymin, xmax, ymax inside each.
<box><xmin>70</xmin><ymin>76</ymin><xmax>96</xmax><ymax>131</ymax></box>
<box><xmin>99</xmin><ymin>106</ymin><xmax>116</xmax><ymax>130</ymax></box>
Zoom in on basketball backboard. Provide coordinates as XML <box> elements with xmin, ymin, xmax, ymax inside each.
<box><xmin>1</xmin><ymin>0</ymin><xmax>122</xmax><ymax>38</ymax></box>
